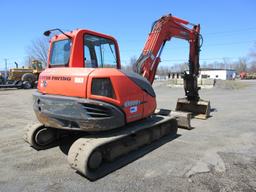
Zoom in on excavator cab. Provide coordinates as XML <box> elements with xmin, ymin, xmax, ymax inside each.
<box><xmin>45</xmin><ymin>29</ymin><xmax>121</xmax><ymax>69</ymax></box>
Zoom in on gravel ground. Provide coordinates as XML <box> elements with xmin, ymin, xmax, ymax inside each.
<box><xmin>0</xmin><ymin>80</ymin><xmax>256</xmax><ymax>192</ymax></box>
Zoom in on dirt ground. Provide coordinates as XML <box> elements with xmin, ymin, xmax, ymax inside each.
<box><xmin>0</xmin><ymin>80</ymin><xmax>256</xmax><ymax>192</ymax></box>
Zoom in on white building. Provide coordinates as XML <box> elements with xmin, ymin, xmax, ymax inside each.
<box><xmin>168</xmin><ymin>69</ymin><xmax>236</xmax><ymax>80</ymax></box>
<box><xmin>199</xmin><ymin>69</ymin><xmax>236</xmax><ymax>80</ymax></box>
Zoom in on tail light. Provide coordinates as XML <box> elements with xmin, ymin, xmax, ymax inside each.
<box><xmin>91</xmin><ymin>78</ymin><xmax>115</xmax><ymax>98</ymax></box>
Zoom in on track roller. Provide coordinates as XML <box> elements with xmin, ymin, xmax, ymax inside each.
<box><xmin>68</xmin><ymin>115</ymin><xmax>177</xmax><ymax>180</ymax></box>
<box><xmin>24</xmin><ymin>122</ymin><xmax>57</xmax><ymax>150</ymax></box>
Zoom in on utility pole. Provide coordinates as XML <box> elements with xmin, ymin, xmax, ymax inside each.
<box><xmin>4</xmin><ymin>58</ymin><xmax>8</xmax><ymax>82</ymax></box>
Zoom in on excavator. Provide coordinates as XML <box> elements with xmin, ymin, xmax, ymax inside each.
<box><xmin>24</xmin><ymin>14</ymin><xmax>210</xmax><ymax>180</ymax></box>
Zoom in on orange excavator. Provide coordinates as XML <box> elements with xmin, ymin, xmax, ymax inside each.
<box><xmin>24</xmin><ymin>14</ymin><xmax>210</xmax><ymax>180</ymax></box>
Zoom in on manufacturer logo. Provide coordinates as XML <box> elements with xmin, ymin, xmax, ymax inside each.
<box><xmin>130</xmin><ymin>106</ymin><xmax>137</xmax><ymax>113</ymax></box>
<box><xmin>124</xmin><ymin>100</ymin><xmax>141</xmax><ymax>108</ymax></box>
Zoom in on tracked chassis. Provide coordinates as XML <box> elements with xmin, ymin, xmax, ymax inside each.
<box><xmin>24</xmin><ymin>115</ymin><xmax>177</xmax><ymax>180</ymax></box>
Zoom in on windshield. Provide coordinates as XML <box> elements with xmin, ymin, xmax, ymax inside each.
<box><xmin>84</xmin><ymin>34</ymin><xmax>117</xmax><ymax>68</ymax></box>
<box><xmin>50</xmin><ymin>39</ymin><xmax>71</xmax><ymax>66</ymax></box>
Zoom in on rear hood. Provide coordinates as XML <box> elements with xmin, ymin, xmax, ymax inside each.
<box><xmin>38</xmin><ymin>68</ymin><xmax>95</xmax><ymax>98</ymax></box>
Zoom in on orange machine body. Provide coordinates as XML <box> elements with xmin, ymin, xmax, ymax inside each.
<box><xmin>38</xmin><ymin>68</ymin><xmax>156</xmax><ymax>124</ymax></box>
<box><xmin>36</xmin><ymin>29</ymin><xmax>156</xmax><ymax>128</ymax></box>
<box><xmin>35</xmin><ymin>14</ymin><xmax>202</xmax><ymax>131</ymax></box>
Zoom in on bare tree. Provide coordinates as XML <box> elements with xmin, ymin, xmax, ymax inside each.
<box><xmin>201</xmin><ymin>61</ymin><xmax>207</xmax><ymax>69</ymax></box>
<box><xmin>249</xmin><ymin>43</ymin><xmax>256</xmax><ymax>72</ymax></box>
<box><xmin>223</xmin><ymin>57</ymin><xmax>231</xmax><ymax>69</ymax></box>
<box><xmin>130</xmin><ymin>56</ymin><xmax>137</xmax><ymax>72</ymax></box>
<box><xmin>122</xmin><ymin>56</ymin><xmax>137</xmax><ymax>72</ymax></box>
<box><xmin>26</xmin><ymin>37</ymin><xmax>49</xmax><ymax>67</ymax></box>
<box><xmin>250</xmin><ymin>63</ymin><xmax>256</xmax><ymax>72</ymax></box>
<box><xmin>24</xmin><ymin>56</ymin><xmax>34</xmax><ymax>68</ymax></box>
<box><xmin>156</xmin><ymin>66</ymin><xmax>166</xmax><ymax>76</ymax></box>
<box><xmin>235</xmin><ymin>57</ymin><xmax>248</xmax><ymax>73</ymax></box>
<box><xmin>179</xmin><ymin>62</ymin><xmax>188</xmax><ymax>72</ymax></box>
<box><xmin>249</xmin><ymin>42</ymin><xmax>256</xmax><ymax>59</ymax></box>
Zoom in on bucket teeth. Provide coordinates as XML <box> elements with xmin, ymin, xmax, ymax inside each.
<box><xmin>176</xmin><ymin>98</ymin><xmax>211</xmax><ymax>120</ymax></box>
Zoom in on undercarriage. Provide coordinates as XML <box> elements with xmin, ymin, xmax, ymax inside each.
<box><xmin>24</xmin><ymin>114</ymin><xmax>177</xmax><ymax>180</ymax></box>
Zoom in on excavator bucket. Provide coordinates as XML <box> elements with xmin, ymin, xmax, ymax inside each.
<box><xmin>176</xmin><ymin>98</ymin><xmax>210</xmax><ymax>120</ymax></box>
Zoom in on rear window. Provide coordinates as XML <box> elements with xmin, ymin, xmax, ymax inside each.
<box><xmin>50</xmin><ymin>39</ymin><xmax>71</xmax><ymax>66</ymax></box>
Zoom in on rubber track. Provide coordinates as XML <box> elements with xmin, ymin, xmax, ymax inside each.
<box><xmin>68</xmin><ymin>115</ymin><xmax>177</xmax><ymax>180</ymax></box>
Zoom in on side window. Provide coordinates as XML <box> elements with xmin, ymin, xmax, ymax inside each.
<box><xmin>50</xmin><ymin>39</ymin><xmax>71</xmax><ymax>66</ymax></box>
<box><xmin>84</xmin><ymin>45</ymin><xmax>93</xmax><ymax>68</ymax></box>
<box><xmin>84</xmin><ymin>34</ymin><xmax>117</xmax><ymax>68</ymax></box>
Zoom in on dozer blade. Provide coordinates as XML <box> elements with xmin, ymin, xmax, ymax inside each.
<box><xmin>155</xmin><ymin>109</ymin><xmax>192</xmax><ymax>129</ymax></box>
<box><xmin>176</xmin><ymin>98</ymin><xmax>210</xmax><ymax>120</ymax></box>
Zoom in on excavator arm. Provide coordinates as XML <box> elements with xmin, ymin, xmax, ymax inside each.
<box><xmin>135</xmin><ymin>14</ymin><xmax>201</xmax><ymax>100</ymax></box>
<box><xmin>135</xmin><ymin>14</ymin><xmax>210</xmax><ymax>119</ymax></box>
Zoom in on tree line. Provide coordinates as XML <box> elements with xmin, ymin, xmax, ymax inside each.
<box><xmin>26</xmin><ymin>36</ymin><xmax>256</xmax><ymax>76</ymax></box>
<box><xmin>124</xmin><ymin>44</ymin><xmax>256</xmax><ymax>76</ymax></box>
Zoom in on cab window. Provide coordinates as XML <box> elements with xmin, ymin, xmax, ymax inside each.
<box><xmin>84</xmin><ymin>34</ymin><xmax>117</xmax><ymax>68</ymax></box>
<box><xmin>50</xmin><ymin>39</ymin><xmax>71</xmax><ymax>66</ymax></box>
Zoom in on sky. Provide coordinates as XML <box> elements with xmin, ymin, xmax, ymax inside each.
<box><xmin>0</xmin><ymin>0</ymin><xmax>256</xmax><ymax>70</ymax></box>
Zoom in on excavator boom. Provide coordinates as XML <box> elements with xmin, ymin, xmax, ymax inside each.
<box><xmin>135</xmin><ymin>14</ymin><xmax>210</xmax><ymax>119</ymax></box>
